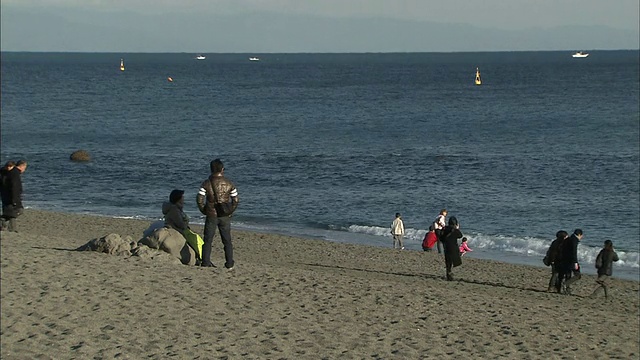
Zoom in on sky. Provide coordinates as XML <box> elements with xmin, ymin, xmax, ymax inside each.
<box><xmin>1</xmin><ymin>0</ymin><xmax>639</xmax><ymax>52</ymax></box>
<box><xmin>3</xmin><ymin>0</ymin><xmax>639</xmax><ymax>31</ymax></box>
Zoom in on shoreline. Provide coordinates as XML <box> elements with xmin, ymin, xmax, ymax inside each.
<box><xmin>32</xmin><ymin>205</ymin><xmax>640</xmax><ymax>282</ymax></box>
<box><xmin>2</xmin><ymin>209</ymin><xmax>639</xmax><ymax>358</ymax></box>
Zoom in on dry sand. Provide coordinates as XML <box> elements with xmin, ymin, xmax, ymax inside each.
<box><xmin>1</xmin><ymin>209</ymin><xmax>638</xmax><ymax>359</ymax></box>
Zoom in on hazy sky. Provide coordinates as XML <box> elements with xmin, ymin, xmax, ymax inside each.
<box><xmin>4</xmin><ymin>0</ymin><xmax>639</xmax><ymax>31</ymax></box>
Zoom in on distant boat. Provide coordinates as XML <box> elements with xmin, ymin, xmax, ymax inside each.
<box><xmin>474</xmin><ymin>67</ymin><xmax>482</xmax><ymax>85</ymax></box>
<box><xmin>572</xmin><ymin>51</ymin><xmax>589</xmax><ymax>58</ymax></box>
<box><xmin>249</xmin><ymin>57</ymin><xmax>260</xmax><ymax>61</ymax></box>
<box><xmin>120</xmin><ymin>58</ymin><xmax>125</xmax><ymax>71</ymax></box>
<box><xmin>196</xmin><ymin>55</ymin><xmax>206</xmax><ymax>60</ymax></box>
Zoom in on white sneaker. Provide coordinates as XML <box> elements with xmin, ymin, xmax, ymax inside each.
<box><xmin>401</xmin><ymin>247</ymin><xmax>405</xmax><ymax>250</ymax></box>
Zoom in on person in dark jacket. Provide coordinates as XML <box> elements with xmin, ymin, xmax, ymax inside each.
<box><xmin>196</xmin><ymin>159</ymin><xmax>239</xmax><ymax>270</ymax></box>
<box><xmin>559</xmin><ymin>228</ymin><xmax>584</xmax><ymax>295</ymax></box>
<box><xmin>545</xmin><ymin>230</ymin><xmax>568</xmax><ymax>293</ymax></box>
<box><xmin>0</xmin><ymin>161</ymin><xmax>16</xmax><ymax>188</ymax></box>
<box><xmin>1</xmin><ymin>160</ymin><xmax>27</xmax><ymax>232</ymax></box>
<box><xmin>590</xmin><ymin>240</ymin><xmax>619</xmax><ymax>299</ymax></box>
<box><xmin>441</xmin><ymin>216</ymin><xmax>463</xmax><ymax>281</ymax></box>
<box><xmin>163</xmin><ymin>189</ymin><xmax>189</xmax><ymax>232</ymax></box>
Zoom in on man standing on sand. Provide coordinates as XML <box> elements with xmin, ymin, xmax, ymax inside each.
<box><xmin>390</xmin><ymin>213</ymin><xmax>405</xmax><ymax>250</ymax></box>
<box><xmin>196</xmin><ymin>159</ymin><xmax>239</xmax><ymax>270</ymax></box>
<box><xmin>559</xmin><ymin>229</ymin><xmax>584</xmax><ymax>295</ymax></box>
<box><xmin>1</xmin><ymin>160</ymin><xmax>27</xmax><ymax>232</ymax></box>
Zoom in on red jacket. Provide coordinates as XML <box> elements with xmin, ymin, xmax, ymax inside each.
<box><xmin>423</xmin><ymin>231</ymin><xmax>438</xmax><ymax>249</ymax></box>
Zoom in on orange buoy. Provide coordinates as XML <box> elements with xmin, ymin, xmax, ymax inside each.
<box><xmin>167</xmin><ymin>77</ymin><xmax>173</xmax><ymax>82</ymax></box>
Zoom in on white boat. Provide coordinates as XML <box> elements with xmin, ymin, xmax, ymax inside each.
<box><xmin>572</xmin><ymin>51</ymin><xmax>589</xmax><ymax>58</ymax></box>
<box><xmin>196</xmin><ymin>55</ymin><xmax>206</xmax><ymax>60</ymax></box>
<box><xmin>249</xmin><ymin>57</ymin><xmax>260</xmax><ymax>61</ymax></box>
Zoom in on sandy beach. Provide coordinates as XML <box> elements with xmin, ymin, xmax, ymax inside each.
<box><xmin>1</xmin><ymin>209</ymin><xmax>638</xmax><ymax>359</ymax></box>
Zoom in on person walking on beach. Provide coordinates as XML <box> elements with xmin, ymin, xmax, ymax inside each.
<box><xmin>422</xmin><ymin>226</ymin><xmax>437</xmax><ymax>252</ymax></box>
<box><xmin>1</xmin><ymin>160</ymin><xmax>27</xmax><ymax>232</ymax></box>
<box><xmin>0</xmin><ymin>161</ymin><xmax>16</xmax><ymax>188</ymax></box>
<box><xmin>559</xmin><ymin>229</ymin><xmax>584</xmax><ymax>295</ymax></box>
<box><xmin>0</xmin><ymin>160</ymin><xmax>15</xmax><ymax>231</ymax></box>
<box><xmin>590</xmin><ymin>240</ymin><xmax>619</xmax><ymax>300</ymax></box>
<box><xmin>441</xmin><ymin>216</ymin><xmax>463</xmax><ymax>281</ymax></box>
<box><xmin>432</xmin><ymin>209</ymin><xmax>447</xmax><ymax>254</ymax></box>
<box><xmin>391</xmin><ymin>213</ymin><xmax>405</xmax><ymax>250</ymax></box>
<box><xmin>197</xmin><ymin>159</ymin><xmax>239</xmax><ymax>270</ymax></box>
<box><xmin>459</xmin><ymin>237</ymin><xmax>473</xmax><ymax>256</ymax></box>
<box><xmin>544</xmin><ymin>230</ymin><xmax>568</xmax><ymax>293</ymax></box>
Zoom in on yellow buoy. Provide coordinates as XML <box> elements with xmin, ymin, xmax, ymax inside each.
<box><xmin>475</xmin><ymin>67</ymin><xmax>482</xmax><ymax>85</ymax></box>
<box><xmin>120</xmin><ymin>58</ymin><xmax>125</xmax><ymax>71</ymax></box>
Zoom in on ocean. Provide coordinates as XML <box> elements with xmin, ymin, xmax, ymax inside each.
<box><xmin>1</xmin><ymin>51</ymin><xmax>638</xmax><ymax>280</ymax></box>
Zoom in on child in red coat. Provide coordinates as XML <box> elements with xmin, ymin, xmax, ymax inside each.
<box><xmin>422</xmin><ymin>226</ymin><xmax>438</xmax><ymax>252</ymax></box>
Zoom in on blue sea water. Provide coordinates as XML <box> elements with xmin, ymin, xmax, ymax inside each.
<box><xmin>1</xmin><ymin>51</ymin><xmax>639</xmax><ymax>280</ymax></box>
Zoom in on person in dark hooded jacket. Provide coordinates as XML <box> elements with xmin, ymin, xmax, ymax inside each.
<box><xmin>163</xmin><ymin>189</ymin><xmax>189</xmax><ymax>232</ymax></box>
<box><xmin>590</xmin><ymin>240</ymin><xmax>619</xmax><ymax>299</ymax></box>
<box><xmin>441</xmin><ymin>216</ymin><xmax>463</xmax><ymax>281</ymax></box>
<box><xmin>545</xmin><ymin>230</ymin><xmax>568</xmax><ymax>293</ymax></box>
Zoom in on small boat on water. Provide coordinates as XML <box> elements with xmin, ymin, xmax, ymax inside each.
<box><xmin>572</xmin><ymin>51</ymin><xmax>589</xmax><ymax>58</ymax></box>
<box><xmin>120</xmin><ymin>58</ymin><xmax>125</xmax><ymax>71</ymax></box>
<box><xmin>474</xmin><ymin>67</ymin><xmax>482</xmax><ymax>86</ymax></box>
<box><xmin>196</xmin><ymin>55</ymin><xmax>206</xmax><ymax>60</ymax></box>
<box><xmin>249</xmin><ymin>57</ymin><xmax>260</xmax><ymax>61</ymax></box>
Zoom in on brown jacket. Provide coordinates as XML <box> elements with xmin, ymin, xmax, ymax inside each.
<box><xmin>196</xmin><ymin>174</ymin><xmax>239</xmax><ymax>217</ymax></box>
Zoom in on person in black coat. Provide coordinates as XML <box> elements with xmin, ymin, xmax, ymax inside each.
<box><xmin>441</xmin><ymin>216</ymin><xmax>463</xmax><ymax>281</ymax></box>
<box><xmin>545</xmin><ymin>230</ymin><xmax>568</xmax><ymax>293</ymax></box>
<box><xmin>559</xmin><ymin>229</ymin><xmax>584</xmax><ymax>295</ymax></box>
<box><xmin>1</xmin><ymin>160</ymin><xmax>27</xmax><ymax>232</ymax></box>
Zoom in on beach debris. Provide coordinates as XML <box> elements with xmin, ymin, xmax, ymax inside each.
<box><xmin>70</xmin><ymin>150</ymin><xmax>91</xmax><ymax>162</ymax></box>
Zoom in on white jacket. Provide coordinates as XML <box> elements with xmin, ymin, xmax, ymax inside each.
<box><xmin>391</xmin><ymin>218</ymin><xmax>405</xmax><ymax>235</ymax></box>
<box><xmin>433</xmin><ymin>214</ymin><xmax>446</xmax><ymax>230</ymax></box>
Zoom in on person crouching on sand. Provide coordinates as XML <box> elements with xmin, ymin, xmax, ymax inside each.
<box><xmin>422</xmin><ymin>226</ymin><xmax>437</xmax><ymax>252</ymax></box>
<box><xmin>459</xmin><ymin>237</ymin><xmax>473</xmax><ymax>256</ymax></box>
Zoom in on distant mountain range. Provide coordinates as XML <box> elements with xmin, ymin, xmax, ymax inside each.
<box><xmin>1</xmin><ymin>5</ymin><xmax>638</xmax><ymax>52</ymax></box>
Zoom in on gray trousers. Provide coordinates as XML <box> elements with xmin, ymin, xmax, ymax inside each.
<box><xmin>590</xmin><ymin>274</ymin><xmax>611</xmax><ymax>299</ymax></box>
<box><xmin>393</xmin><ymin>234</ymin><xmax>404</xmax><ymax>249</ymax></box>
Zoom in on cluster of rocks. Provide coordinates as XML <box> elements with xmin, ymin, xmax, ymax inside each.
<box><xmin>77</xmin><ymin>227</ymin><xmax>198</xmax><ymax>265</ymax></box>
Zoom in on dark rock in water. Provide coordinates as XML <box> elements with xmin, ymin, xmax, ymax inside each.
<box><xmin>70</xmin><ymin>150</ymin><xmax>91</xmax><ymax>162</ymax></box>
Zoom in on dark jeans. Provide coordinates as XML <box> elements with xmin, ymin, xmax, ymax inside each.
<box><xmin>445</xmin><ymin>257</ymin><xmax>454</xmax><ymax>280</ymax></box>
<box><xmin>201</xmin><ymin>215</ymin><xmax>233</xmax><ymax>269</ymax></box>
<box><xmin>559</xmin><ymin>263</ymin><xmax>581</xmax><ymax>294</ymax></box>
<box><xmin>548</xmin><ymin>263</ymin><xmax>562</xmax><ymax>292</ymax></box>
<box><xmin>1</xmin><ymin>205</ymin><xmax>23</xmax><ymax>232</ymax></box>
